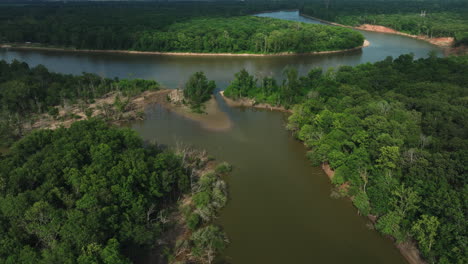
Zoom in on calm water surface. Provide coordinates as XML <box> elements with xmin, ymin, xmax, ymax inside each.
<box><xmin>0</xmin><ymin>11</ymin><xmax>442</xmax><ymax>264</ymax></box>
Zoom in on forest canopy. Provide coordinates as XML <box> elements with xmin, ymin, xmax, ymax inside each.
<box><xmin>0</xmin><ymin>119</ymin><xmax>230</xmax><ymax>263</ymax></box>
<box><xmin>132</xmin><ymin>16</ymin><xmax>364</xmax><ymax>54</ymax></box>
<box><xmin>0</xmin><ymin>120</ymin><xmax>190</xmax><ymax>263</ymax></box>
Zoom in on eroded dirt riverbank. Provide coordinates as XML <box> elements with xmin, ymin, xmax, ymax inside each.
<box><xmin>32</xmin><ymin>89</ymin><xmax>232</xmax><ymax>132</ymax></box>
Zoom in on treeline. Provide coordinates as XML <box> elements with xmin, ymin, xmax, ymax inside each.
<box><xmin>0</xmin><ymin>1</ymin><xmax>297</xmax><ymax>52</ymax></box>
<box><xmin>300</xmin><ymin>0</ymin><xmax>468</xmax><ymax>45</ymax></box>
<box><xmin>133</xmin><ymin>16</ymin><xmax>364</xmax><ymax>54</ymax></box>
<box><xmin>224</xmin><ymin>55</ymin><xmax>467</xmax><ymax>263</ymax></box>
<box><xmin>0</xmin><ymin>60</ymin><xmax>159</xmax><ymax>146</ymax></box>
<box><xmin>0</xmin><ymin>119</ymin><xmax>231</xmax><ymax>263</ymax></box>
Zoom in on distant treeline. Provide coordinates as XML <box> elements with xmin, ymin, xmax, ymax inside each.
<box><xmin>300</xmin><ymin>0</ymin><xmax>468</xmax><ymax>45</ymax></box>
<box><xmin>224</xmin><ymin>54</ymin><xmax>468</xmax><ymax>263</ymax></box>
<box><xmin>0</xmin><ymin>1</ymin><xmax>311</xmax><ymax>53</ymax></box>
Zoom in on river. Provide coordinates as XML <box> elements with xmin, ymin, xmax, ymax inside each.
<box><xmin>0</xmin><ymin>11</ymin><xmax>442</xmax><ymax>264</ymax></box>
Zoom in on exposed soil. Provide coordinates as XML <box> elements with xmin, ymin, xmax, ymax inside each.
<box><xmin>356</xmin><ymin>24</ymin><xmax>454</xmax><ymax>47</ymax></box>
<box><xmin>219</xmin><ymin>91</ymin><xmax>293</xmax><ymax>113</ymax></box>
<box><xmin>321</xmin><ymin>162</ymin><xmax>335</xmax><ymax>180</ymax></box>
<box><xmin>299</xmin><ymin>13</ymin><xmax>454</xmax><ymax>47</ymax></box>
<box><xmin>32</xmin><ymin>90</ymin><xmax>168</xmax><ymax>130</ymax></box>
<box><xmin>397</xmin><ymin>241</ymin><xmax>428</xmax><ymax>264</ymax></box>
<box><xmin>31</xmin><ymin>89</ymin><xmax>232</xmax><ymax>132</ymax></box>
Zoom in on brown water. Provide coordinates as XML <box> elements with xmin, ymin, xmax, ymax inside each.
<box><xmin>0</xmin><ymin>11</ymin><xmax>442</xmax><ymax>264</ymax></box>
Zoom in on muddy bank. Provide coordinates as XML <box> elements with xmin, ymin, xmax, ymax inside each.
<box><xmin>299</xmin><ymin>13</ymin><xmax>454</xmax><ymax>47</ymax></box>
<box><xmin>321</xmin><ymin>162</ymin><xmax>335</xmax><ymax>180</ymax></box>
<box><xmin>219</xmin><ymin>91</ymin><xmax>292</xmax><ymax>113</ymax></box>
<box><xmin>32</xmin><ymin>89</ymin><xmax>232</xmax><ymax>132</ymax></box>
<box><xmin>321</xmin><ymin>159</ymin><xmax>426</xmax><ymax>264</ymax></box>
<box><xmin>32</xmin><ymin>90</ymin><xmax>167</xmax><ymax>130</ymax></box>
<box><xmin>355</xmin><ymin>24</ymin><xmax>454</xmax><ymax>47</ymax></box>
<box><xmin>0</xmin><ymin>40</ymin><xmax>369</xmax><ymax>57</ymax></box>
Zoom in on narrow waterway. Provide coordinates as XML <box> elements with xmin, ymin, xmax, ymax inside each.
<box><xmin>0</xmin><ymin>11</ymin><xmax>442</xmax><ymax>264</ymax></box>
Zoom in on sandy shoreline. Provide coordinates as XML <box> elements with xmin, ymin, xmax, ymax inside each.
<box><xmin>299</xmin><ymin>13</ymin><xmax>454</xmax><ymax>47</ymax></box>
<box><xmin>0</xmin><ymin>39</ymin><xmax>369</xmax><ymax>57</ymax></box>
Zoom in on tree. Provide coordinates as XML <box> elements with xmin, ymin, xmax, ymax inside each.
<box><xmin>183</xmin><ymin>72</ymin><xmax>216</xmax><ymax>112</ymax></box>
<box><xmin>411</xmin><ymin>215</ymin><xmax>440</xmax><ymax>256</ymax></box>
<box><xmin>391</xmin><ymin>184</ymin><xmax>420</xmax><ymax>219</ymax></box>
<box><xmin>224</xmin><ymin>69</ymin><xmax>256</xmax><ymax>99</ymax></box>
<box><xmin>376</xmin><ymin>211</ymin><xmax>406</xmax><ymax>242</ymax></box>
<box><xmin>191</xmin><ymin>225</ymin><xmax>228</xmax><ymax>264</ymax></box>
<box><xmin>0</xmin><ymin>120</ymin><xmax>191</xmax><ymax>262</ymax></box>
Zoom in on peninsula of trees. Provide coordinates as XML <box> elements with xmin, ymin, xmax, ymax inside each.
<box><xmin>0</xmin><ymin>2</ymin><xmax>364</xmax><ymax>54</ymax></box>
<box><xmin>223</xmin><ymin>54</ymin><xmax>467</xmax><ymax>263</ymax></box>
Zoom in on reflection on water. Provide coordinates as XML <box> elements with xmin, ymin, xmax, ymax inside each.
<box><xmin>0</xmin><ymin>12</ymin><xmax>441</xmax><ymax>88</ymax></box>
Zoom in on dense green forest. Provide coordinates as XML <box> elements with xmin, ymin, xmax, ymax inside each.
<box><xmin>300</xmin><ymin>0</ymin><xmax>468</xmax><ymax>45</ymax></box>
<box><xmin>0</xmin><ymin>119</ymin><xmax>230</xmax><ymax>263</ymax></box>
<box><xmin>224</xmin><ymin>55</ymin><xmax>467</xmax><ymax>263</ymax></box>
<box><xmin>133</xmin><ymin>16</ymin><xmax>363</xmax><ymax>53</ymax></box>
<box><xmin>0</xmin><ymin>1</ymin><xmax>363</xmax><ymax>53</ymax></box>
<box><xmin>0</xmin><ymin>60</ymin><xmax>159</xmax><ymax>146</ymax></box>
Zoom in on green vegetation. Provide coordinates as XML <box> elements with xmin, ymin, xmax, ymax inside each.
<box><xmin>0</xmin><ymin>1</ymin><xmax>363</xmax><ymax>54</ymax></box>
<box><xmin>301</xmin><ymin>0</ymin><xmax>468</xmax><ymax>45</ymax></box>
<box><xmin>0</xmin><ymin>60</ymin><xmax>159</xmax><ymax>146</ymax></box>
<box><xmin>0</xmin><ymin>120</ymin><xmax>230</xmax><ymax>263</ymax></box>
<box><xmin>134</xmin><ymin>16</ymin><xmax>364</xmax><ymax>54</ymax></box>
<box><xmin>183</xmin><ymin>72</ymin><xmax>216</xmax><ymax>113</ymax></box>
<box><xmin>224</xmin><ymin>67</ymin><xmax>312</xmax><ymax>108</ymax></box>
<box><xmin>224</xmin><ymin>55</ymin><xmax>467</xmax><ymax>263</ymax></box>
<box><xmin>0</xmin><ymin>1</ymin><xmax>296</xmax><ymax>50</ymax></box>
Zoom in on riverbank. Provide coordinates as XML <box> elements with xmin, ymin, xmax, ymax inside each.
<box><xmin>0</xmin><ymin>40</ymin><xmax>370</xmax><ymax>57</ymax></box>
<box><xmin>32</xmin><ymin>89</ymin><xmax>232</xmax><ymax>132</ymax></box>
<box><xmin>299</xmin><ymin>13</ymin><xmax>454</xmax><ymax>47</ymax></box>
<box><xmin>218</xmin><ymin>91</ymin><xmax>426</xmax><ymax>263</ymax></box>
<box><xmin>321</xmin><ymin>161</ymin><xmax>426</xmax><ymax>264</ymax></box>
<box><xmin>219</xmin><ymin>91</ymin><xmax>292</xmax><ymax>113</ymax></box>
